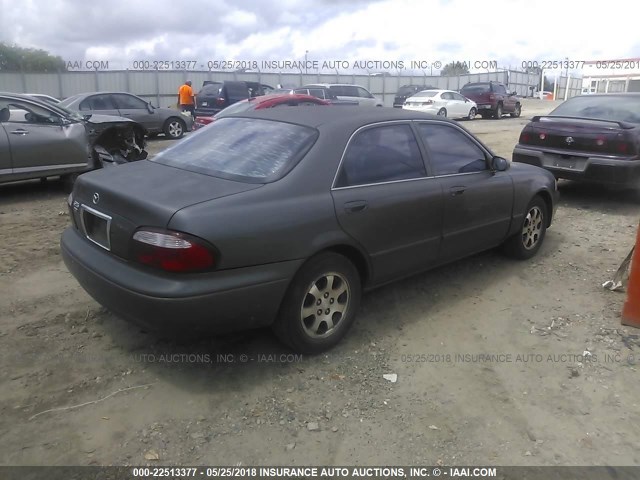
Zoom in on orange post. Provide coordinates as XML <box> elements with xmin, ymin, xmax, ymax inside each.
<box><xmin>622</xmin><ymin>223</ymin><xmax>640</xmax><ymax>328</ymax></box>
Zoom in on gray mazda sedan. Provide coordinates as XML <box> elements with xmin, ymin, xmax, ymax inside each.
<box><xmin>61</xmin><ymin>108</ymin><xmax>558</xmax><ymax>353</ymax></box>
<box><xmin>60</xmin><ymin>92</ymin><xmax>193</xmax><ymax>139</ymax></box>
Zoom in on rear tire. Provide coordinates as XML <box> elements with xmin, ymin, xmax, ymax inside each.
<box><xmin>437</xmin><ymin>108</ymin><xmax>447</xmax><ymax>117</ymax></box>
<box><xmin>467</xmin><ymin>108</ymin><xmax>477</xmax><ymax>120</ymax></box>
<box><xmin>493</xmin><ymin>103</ymin><xmax>503</xmax><ymax>119</ymax></box>
<box><xmin>272</xmin><ymin>252</ymin><xmax>361</xmax><ymax>354</ymax></box>
<box><xmin>503</xmin><ymin>196</ymin><xmax>547</xmax><ymax>260</ymax></box>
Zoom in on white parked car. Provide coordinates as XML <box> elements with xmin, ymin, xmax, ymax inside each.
<box><xmin>303</xmin><ymin>83</ymin><xmax>383</xmax><ymax>107</ymax></box>
<box><xmin>403</xmin><ymin>89</ymin><xmax>477</xmax><ymax>119</ymax></box>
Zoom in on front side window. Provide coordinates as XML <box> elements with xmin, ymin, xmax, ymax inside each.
<box><xmin>335</xmin><ymin>124</ymin><xmax>426</xmax><ymax>187</ymax></box>
<box><xmin>417</xmin><ymin>123</ymin><xmax>487</xmax><ymax>176</ymax></box>
<box><xmin>113</xmin><ymin>94</ymin><xmax>147</xmax><ymax>110</ymax></box>
<box><xmin>357</xmin><ymin>87</ymin><xmax>373</xmax><ymax>98</ymax></box>
<box><xmin>0</xmin><ymin>99</ymin><xmax>61</xmax><ymax>124</ymax></box>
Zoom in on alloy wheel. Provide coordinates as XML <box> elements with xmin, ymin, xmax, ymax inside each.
<box><xmin>300</xmin><ymin>273</ymin><xmax>350</xmax><ymax>338</ymax></box>
<box><xmin>168</xmin><ymin>121</ymin><xmax>183</xmax><ymax>138</ymax></box>
<box><xmin>522</xmin><ymin>206</ymin><xmax>543</xmax><ymax>250</ymax></box>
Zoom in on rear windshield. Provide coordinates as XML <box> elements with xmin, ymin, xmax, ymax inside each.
<box><xmin>461</xmin><ymin>83</ymin><xmax>491</xmax><ymax>94</ymax></box>
<box><xmin>397</xmin><ymin>86</ymin><xmax>419</xmax><ymax>95</ymax></box>
<box><xmin>152</xmin><ymin>117</ymin><xmax>318</xmax><ymax>183</ymax></box>
<box><xmin>549</xmin><ymin>96</ymin><xmax>640</xmax><ymax>123</ymax></box>
<box><xmin>411</xmin><ymin>91</ymin><xmax>438</xmax><ymax>98</ymax></box>
<box><xmin>199</xmin><ymin>84</ymin><xmax>221</xmax><ymax>95</ymax></box>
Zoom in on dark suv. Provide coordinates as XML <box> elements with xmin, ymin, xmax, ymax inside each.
<box><xmin>459</xmin><ymin>81</ymin><xmax>521</xmax><ymax>119</ymax></box>
<box><xmin>393</xmin><ymin>85</ymin><xmax>436</xmax><ymax>108</ymax></box>
<box><xmin>195</xmin><ymin>81</ymin><xmax>273</xmax><ymax>116</ymax></box>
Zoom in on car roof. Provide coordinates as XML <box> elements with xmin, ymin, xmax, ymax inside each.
<box><xmin>228</xmin><ymin>104</ymin><xmax>457</xmax><ymax>129</ymax></box>
<box><xmin>304</xmin><ymin>83</ymin><xmax>363</xmax><ymax>87</ymax></box>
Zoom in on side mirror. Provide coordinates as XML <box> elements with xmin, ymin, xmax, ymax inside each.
<box><xmin>491</xmin><ymin>156</ymin><xmax>510</xmax><ymax>172</ymax></box>
<box><xmin>147</xmin><ymin>103</ymin><xmax>154</xmax><ymax>113</ymax></box>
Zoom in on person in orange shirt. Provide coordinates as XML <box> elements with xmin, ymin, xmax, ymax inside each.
<box><xmin>178</xmin><ymin>80</ymin><xmax>196</xmax><ymax>122</ymax></box>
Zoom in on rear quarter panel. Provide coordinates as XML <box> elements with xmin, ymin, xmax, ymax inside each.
<box><xmin>508</xmin><ymin>163</ymin><xmax>558</xmax><ymax>235</ymax></box>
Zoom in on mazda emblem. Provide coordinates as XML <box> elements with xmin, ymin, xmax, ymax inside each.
<box><xmin>92</xmin><ymin>193</ymin><xmax>100</xmax><ymax>205</ymax></box>
<box><xmin>565</xmin><ymin>136</ymin><xmax>574</xmax><ymax>145</ymax></box>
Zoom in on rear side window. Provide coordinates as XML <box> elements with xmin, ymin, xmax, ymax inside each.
<box><xmin>152</xmin><ymin>117</ymin><xmax>318</xmax><ymax>183</ymax></box>
<box><xmin>417</xmin><ymin>123</ymin><xmax>487</xmax><ymax>176</ymax></box>
<box><xmin>79</xmin><ymin>94</ymin><xmax>117</xmax><ymax>111</ymax></box>
<box><xmin>335</xmin><ymin>124</ymin><xmax>426</xmax><ymax>187</ymax></box>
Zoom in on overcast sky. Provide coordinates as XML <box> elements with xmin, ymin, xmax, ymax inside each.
<box><xmin>1</xmin><ymin>0</ymin><xmax>638</xmax><ymax>73</ymax></box>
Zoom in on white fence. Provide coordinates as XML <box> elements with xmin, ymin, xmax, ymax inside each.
<box><xmin>0</xmin><ymin>69</ymin><xmax>550</xmax><ymax>107</ymax></box>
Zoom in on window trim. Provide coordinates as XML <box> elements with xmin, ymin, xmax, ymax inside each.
<box><xmin>414</xmin><ymin>120</ymin><xmax>492</xmax><ymax>177</ymax></box>
<box><xmin>331</xmin><ymin>120</ymin><xmax>430</xmax><ymax>190</ymax></box>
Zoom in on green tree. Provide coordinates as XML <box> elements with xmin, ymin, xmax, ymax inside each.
<box><xmin>440</xmin><ymin>61</ymin><xmax>470</xmax><ymax>76</ymax></box>
<box><xmin>0</xmin><ymin>43</ymin><xmax>67</xmax><ymax>72</ymax></box>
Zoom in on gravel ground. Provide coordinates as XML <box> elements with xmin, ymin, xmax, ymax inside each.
<box><xmin>1</xmin><ymin>98</ymin><xmax>639</xmax><ymax>466</ymax></box>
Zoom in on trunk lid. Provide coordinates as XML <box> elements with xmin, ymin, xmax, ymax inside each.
<box><xmin>520</xmin><ymin>116</ymin><xmax>638</xmax><ymax>156</ymax></box>
<box><xmin>70</xmin><ymin>161</ymin><xmax>261</xmax><ymax>258</ymax></box>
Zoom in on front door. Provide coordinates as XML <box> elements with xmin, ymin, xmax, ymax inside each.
<box><xmin>331</xmin><ymin>123</ymin><xmax>443</xmax><ymax>284</ymax></box>
<box><xmin>415</xmin><ymin>121</ymin><xmax>514</xmax><ymax>261</ymax></box>
<box><xmin>0</xmin><ymin>97</ymin><xmax>87</xmax><ymax>172</ymax></box>
<box><xmin>112</xmin><ymin>93</ymin><xmax>156</xmax><ymax>131</ymax></box>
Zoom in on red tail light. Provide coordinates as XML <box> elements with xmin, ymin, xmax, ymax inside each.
<box><xmin>132</xmin><ymin>229</ymin><xmax>216</xmax><ymax>273</ymax></box>
<box><xmin>519</xmin><ymin>132</ymin><xmax>530</xmax><ymax>143</ymax></box>
<box><xmin>215</xmin><ymin>97</ymin><xmax>226</xmax><ymax>106</ymax></box>
<box><xmin>615</xmin><ymin>141</ymin><xmax>631</xmax><ymax>154</ymax></box>
<box><xmin>539</xmin><ymin>133</ymin><xmax>546</xmax><ymax>140</ymax></box>
<box><xmin>421</xmin><ymin>100</ymin><xmax>433</xmax><ymax>105</ymax></box>
<box><xmin>595</xmin><ymin>136</ymin><xmax>606</xmax><ymax>147</ymax></box>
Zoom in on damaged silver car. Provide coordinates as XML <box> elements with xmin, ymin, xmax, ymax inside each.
<box><xmin>0</xmin><ymin>93</ymin><xmax>147</xmax><ymax>187</ymax></box>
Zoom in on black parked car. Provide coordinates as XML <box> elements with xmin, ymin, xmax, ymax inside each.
<box><xmin>513</xmin><ymin>93</ymin><xmax>640</xmax><ymax>186</ymax></box>
<box><xmin>394</xmin><ymin>85</ymin><xmax>436</xmax><ymax>108</ymax></box>
<box><xmin>62</xmin><ymin>108</ymin><xmax>558</xmax><ymax>353</ymax></box>
<box><xmin>195</xmin><ymin>81</ymin><xmax>274</xmax><ymax>116</ymax></box>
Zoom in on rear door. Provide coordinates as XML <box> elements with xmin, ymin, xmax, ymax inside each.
<box><xmin>416</xmin><ymin>121</ymin><xmax>513</xmax><ymax>261</ymax></box>
<box><xmin>78</xmin><ymin>94</ymin><xmax>120</xmax><ymax>117</ymax></box>
<box><xmin>112</xmin><ymin>93</ymin><xmax>156</xmax><ymax>130</ymax></box>
<box><xmin>356</xmin><ymin>86</ymin><xmax>377</xmax><ymax>107</ymax></box>
<box><xmin>331</xmin><ymin>122</ymin><xmax>443</xmax><ymax>284</ymax></box>
<box><xmin>224</xmin><ymin>82</ymin><xmax>251</xmax><ymax>105</ymax></box>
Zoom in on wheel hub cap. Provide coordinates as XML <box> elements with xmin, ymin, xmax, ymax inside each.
<box><xmin>522</xmin><ymin>206</ymin><xmax>543</xmax><ymax>250</ymax></box>
<box><xmin>301</xmin><ymin>273</ymin><xmax>350</xmax><ymax>338</ymax></box>
<box><xmin>169</xmin><ymin>122</ymin><xmax>182</xmax><ymax>137</ymax></box>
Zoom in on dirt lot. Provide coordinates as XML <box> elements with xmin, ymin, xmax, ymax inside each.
<box><xmin>1</xmin><ymin>98</ymin><xmax>640</xmax><ymax>467</ymax></box>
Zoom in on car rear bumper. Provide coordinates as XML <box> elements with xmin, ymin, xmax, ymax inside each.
<box><xmin>61</xmin><ymin>227</ymin><xmax>303</xmax><ymax>335</ymax></box>
<box><xmin>513</xmin><ymin>146</ymin><xmax>640</xmax><ymax>186</ymax></box>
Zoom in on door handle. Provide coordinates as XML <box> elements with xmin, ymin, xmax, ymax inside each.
<box><xmin>10</xmin><ymin>129</ymin><xmax>29</xmax><ymax>135</ymax></box>
<box><xmin>450</xmin><ymin>186</ymin><xmax>466</xmax><ymax>196</ymax></box>
<box><xmin>344</xmin><ymin>200</ymin><xmax>368</xmax><ymax>213</ymax></box>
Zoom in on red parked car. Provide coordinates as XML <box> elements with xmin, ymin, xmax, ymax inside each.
<box><xmin>194</xmin><ymin>93</ymin><xmax>330</xmax><ymax>130</ymax></box>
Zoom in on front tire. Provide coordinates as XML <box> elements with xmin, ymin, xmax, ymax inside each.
<box><xmin>510</xmin><ymin>103</ymin><xmax>522</xmax><ymax>118</ymax></box>
<box><xmin>273</xmin><ymin>252</ymin><xmax>361</xmax><ymax>354</ymax></box>
<box><xmin>503</xmin><ymin>196</ymin><xmax>547</xmax><ymax>260</ymax></box>
<box><xmin>163</xmin><ymin>117</ymin><xmax>186</xmax><ymax>139</ymax></box>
